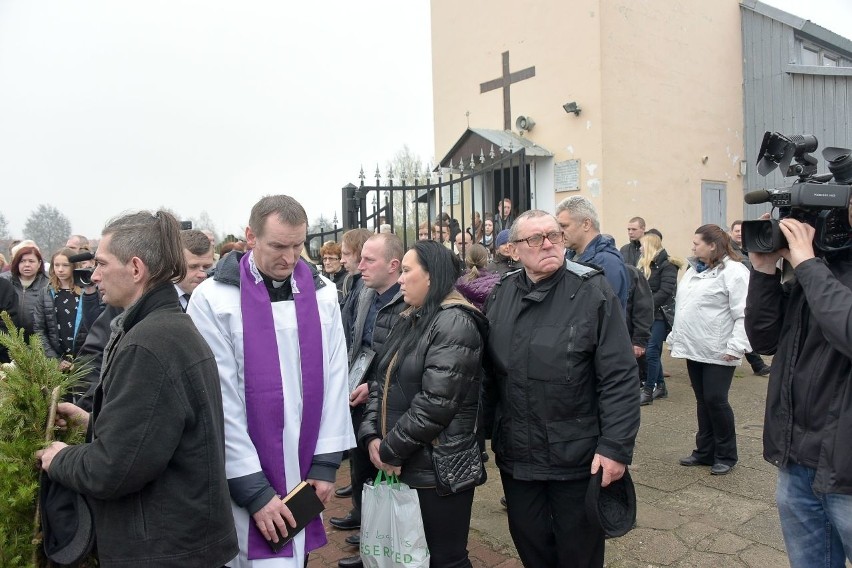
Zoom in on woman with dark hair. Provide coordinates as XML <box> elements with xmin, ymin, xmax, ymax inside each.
<box><xmin>33</xmin><ymin>248</ymin><xmax>90</xmax><ymax>367</ymax></box>
<box><xmin>359</xmin><ymin>240</ymin><xmax>487</xmax><ymax>568</ymax></box>
<box><xmin>455</xmin><ymin>243</ymin><xmax>500</xmax><ymax>312</ymax></box>
<box><xmin>0</xmin><ymin>245</ymin><xmax>49</xmax><ymax>337</ymax></box>
<box><xmin>667</xmin><ymin>224</ymin><xmax>751</xmax><ymax>476</ymax></box>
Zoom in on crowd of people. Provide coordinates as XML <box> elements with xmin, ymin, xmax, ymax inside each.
<box><xmin>1</xmin><ymin>190</ymin><xmax>849</xmax><ymax>568</ymax></box>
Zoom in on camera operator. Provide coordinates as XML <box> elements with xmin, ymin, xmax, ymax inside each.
<box><xmin>745</xmin><ymin>212</ymin><xmax>852</xmax><ymax>567</ymax></box>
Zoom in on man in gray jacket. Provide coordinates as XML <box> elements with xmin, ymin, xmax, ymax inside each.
<box><xmin>37</xmin><ymin>210</ymin><xmax>238</xmax><ymax>567</ymax></box>
<box><xmin>332</xmin><ymin>233</ymin><xmax>407</xmax><ymax>568</ymax></box>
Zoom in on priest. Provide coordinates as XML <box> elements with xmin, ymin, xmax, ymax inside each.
<box><xmin>189</xmin><ymin>194</ymin><xmax>355</xmax><ymax>567</ymax></box>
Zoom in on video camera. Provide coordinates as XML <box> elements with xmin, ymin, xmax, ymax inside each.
<box><xmin>68</xmin><ymin>251</ymin><xmax>95</xmax><ymax>288</ymax></box>
<box><xmin>741</xmin><ymin>132</ymin><xmax>852</xmax><ymax>253</ymax></box>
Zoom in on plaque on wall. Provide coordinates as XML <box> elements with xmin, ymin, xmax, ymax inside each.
<box><xmin>554</xmin><ymin>159</ymin><xmax>580</xmax><ymax>191</ymax></box>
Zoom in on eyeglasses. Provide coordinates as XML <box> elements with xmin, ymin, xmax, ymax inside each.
<box><xmin>322</xmin><ymin>256</ymin><xmax>340</xmax><ymax>261</ymax></box>
<box><xmin>513</xmin><ymin>231</ymin><xmax>564</xmax><ymax>248</ymax></box>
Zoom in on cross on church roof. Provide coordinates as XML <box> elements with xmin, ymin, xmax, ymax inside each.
<box><xmin>479</xmin><ymin>51</ymin><xmax>536</xmax><ymax>131</ymax></box>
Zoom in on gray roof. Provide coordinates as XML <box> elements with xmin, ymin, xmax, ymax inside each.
<box><xmin>437</xmin><ymin>128</ymin><xmax>552</xmax><ymax>168</ymax></box>
<box><xmin>742</xmin><ymin>0</ymin><xmax>852</xmax><ymax>59</ymax></box>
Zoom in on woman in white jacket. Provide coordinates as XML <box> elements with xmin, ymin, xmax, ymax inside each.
<box><xmin>667</xmin><ymin>224</ymin><xmax>751</xmax><ymax>476</ymax></box>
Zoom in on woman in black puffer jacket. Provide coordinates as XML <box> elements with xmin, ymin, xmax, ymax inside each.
<box><xmin>359</xmin><ymin>240</ymin><xmax>487</xmax><ymax>568</ymax></box>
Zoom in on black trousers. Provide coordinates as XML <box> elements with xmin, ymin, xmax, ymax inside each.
<box><xmin>686</xmin><ymin>360</ymin><xmax>738</xmax><ymax>466</ymax></box>
<box><xmin>501</xmin><ymin>473</ymin><xmax>604</xmax><ymax>568</ymax></box>
<box><xmin>744</xmin><ymin>350</ymin><xmax>766</xmax><ymax>372</ymax></box>
<box><xmin>348</xmin><ymin>404</ymin><xmax>378</xmax><ymax>520</ymax></box>
<box><xmin>416</xmin><ymin>487</ymin><xmax>474</xmax><ymax>568</ymax></box>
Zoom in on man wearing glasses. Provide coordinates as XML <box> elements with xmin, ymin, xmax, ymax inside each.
<box><xmin>483</xmin><ymin>210</ymin><xmax>639</xmax><ymax>568</ymax></box>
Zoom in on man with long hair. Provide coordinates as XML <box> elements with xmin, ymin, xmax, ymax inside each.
<box><xmin>37</xmin><ymin>210</ymin><xmax>238</xmax><ymax>566</ymax></box>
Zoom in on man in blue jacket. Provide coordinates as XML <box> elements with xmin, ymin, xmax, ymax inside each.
<box><xmin>556</xmin><ymin>196</ymin><xmax>629</xmax><ymax>310</ymax></box>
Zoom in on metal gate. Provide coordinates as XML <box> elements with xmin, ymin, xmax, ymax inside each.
<box><xmin>333</xmin><ymin>148</ymin><xmax>530</xmax><ymax>252</ymax></box>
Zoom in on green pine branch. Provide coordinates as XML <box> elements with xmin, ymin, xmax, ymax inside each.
<box><xmin>0</xmin><ymin>311</ymin><xmax>91</xmax><ymax>567</ymax></box>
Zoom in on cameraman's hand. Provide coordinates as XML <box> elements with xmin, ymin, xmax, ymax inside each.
<box><xmin>748</xmin><ymin>212</ymin><xmax>784</xmax><ymax>274</ymax></box>
<box><xmin>750</xmin><ymin>250</ymin><xmax>783</xmax><ymax>274</ymax></box>
<box><xmin>778</xmin><ymin>218</ymin><xmax>816</xmax><ymax>268</ymax></box>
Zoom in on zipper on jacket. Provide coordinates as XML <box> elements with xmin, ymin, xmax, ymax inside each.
<box><xmin>566</xmin><ymin>324</ymin><xmax>575</xmax><ymax>382</ymax></box>
<box><xmin>381</xmin><ymin>352</ymin><xmax>398</xmax><ymax>437</ymax></box>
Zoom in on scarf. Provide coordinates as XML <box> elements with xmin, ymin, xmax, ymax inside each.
<box><xmin>240</xmin><ymin>252</ymin><xmax>326</xmax><ymax>559</ymax></box>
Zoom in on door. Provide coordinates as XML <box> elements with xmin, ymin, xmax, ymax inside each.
<box><xmin>701</xmin><ymin>181</ymin><xmax>727</xmax><ymax>227</ymax></box>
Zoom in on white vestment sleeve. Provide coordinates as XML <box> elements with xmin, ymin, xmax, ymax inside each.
<box><xmin>188</xmin><ymin>280</ymin><xmax>264</xmax><ymax>480</ymax></box>
<box><xmin>314</xmin><ymin>283</ymin><xmax>357</xmax><ymax>455</ymax></box>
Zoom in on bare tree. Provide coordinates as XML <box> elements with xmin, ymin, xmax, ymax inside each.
<box><xmin>384</xmin><ymin>145</ymin><xmax>431</xmax><ymax>242</ymax></box>
<box><xmin>0</xmin><ymin>212</ymin><xmax>9</xmax><ymax>240</ymax></box>
<box><xmin>23</xmin><ymin>204</ymin><xmax>71</xmax><ymax>254</ymax></box>
<box><xmin>191</xmin><ymin>210</ymin><xmax>221</xmax><ymax>242</ymax></box>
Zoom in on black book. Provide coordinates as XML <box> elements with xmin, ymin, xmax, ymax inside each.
<box><xmin>268</xmin><ymin>481</ymin><xmax>325</xmax><ymax>553</ymax></box>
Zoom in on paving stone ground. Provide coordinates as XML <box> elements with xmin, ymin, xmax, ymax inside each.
<box><xmin>309</xmin><ymin>353</ymin><xmax>794</xmax><ymax>568</ymax></box>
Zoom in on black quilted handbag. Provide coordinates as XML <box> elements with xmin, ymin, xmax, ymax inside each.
<box><xmin>431</xmin><ymin>404</ymin><xmax>486</xmax><ymax>496</ymax></box>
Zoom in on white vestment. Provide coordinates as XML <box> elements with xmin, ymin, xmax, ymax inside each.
<box><xmin>189</xmin><ymin>274</ymin><xmax>355</xmax><ymax>568</ymax></box>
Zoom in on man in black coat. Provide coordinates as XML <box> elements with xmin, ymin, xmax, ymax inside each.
<box><xmin>36</xmin><ymin>210</ymin><xmax>238</xmax><ymax>567</ymax></box>
<box><xmin>483</xmin><ymin>210</ymin><xmax>640</xmax><ymax>568</ymax></box>
<box><xmin>625</xmin><ymin>263</ymin><xmax>653</xmax><ymax>388</ymax></box>
<box><xmin>746</xmin><ymin>215</ymin><xmax>852</xmax><ymax>568</ymax></box>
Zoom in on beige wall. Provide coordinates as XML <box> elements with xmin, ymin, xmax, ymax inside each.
<box><xmin>431</xmin><ymin>0</ymin><xmax>746</xmax><ymax>260</ymax></box>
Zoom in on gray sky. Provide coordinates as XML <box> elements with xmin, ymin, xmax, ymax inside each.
<box><xmin>0</xmin><ymin>0</ymin><xmax>850</xmax><ymax>241</ymax></box>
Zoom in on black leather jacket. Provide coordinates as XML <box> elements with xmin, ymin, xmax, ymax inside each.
<box><xmin>746</xmin><ymin>256</ymin><xmax>852</xmax><ymax>493</ymax></box>
<box><xmin>483</xmin><ymin>262</ymin><xmax>640</xmax><ymax>481</ymax></box>
<box><xmin>358</xmin><ymin>292</ymin><xmax>487</xmax><ymax>488</ymax></box>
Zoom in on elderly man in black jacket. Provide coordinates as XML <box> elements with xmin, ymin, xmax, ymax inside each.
<box><xmin>36</xmin><ymin>211</ymin><xmax>238</xmax><ymax>568</ymax></box>
<box><xmin>745</xmin><ymin>215</ymin><xmax>852</xmax><ymax>568</ymax></box>
<box><xmin>483</xmin><ymin>210</ymin><xmax>640</xmax><ymax>568</ymax></box>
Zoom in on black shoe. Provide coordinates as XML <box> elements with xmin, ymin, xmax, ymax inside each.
<box><xmin>679</xmin><ymin>455</ymin><xmax>711</xmax><ymax>467</ymax></box>
<box><xmin>755</xmin><ymin>366</ymin><xmax>771</xmax><ymax>377</ymax></box>
<box><xmin>711</xmin><ymin>463</ymin><xmax>733</xmax><ymax>475</ymax></box>
<box><xmin>653</xmin><ymin>384</ymin><xmax>668</xmax><ymax>399</ymax></box>
<box><xmin>481</xmin><ymin>451</ymin><xmax>489</xmax><ymax>462</ymax></box>
<box><xmin>335</xmin><ymin>484</ymin><xmax>353</xmax><ymax>498</ymax></box>
<box><xmin>500</xmin><ymin>496</ymin><xmax>507</xmax><ymax>508</ymax></box>
<box><xmin>344</xmin><ymin>534</ymin><xmax>361</xmax><ymax>547</ymax></box>
<box><xmin>329</xmin><ymin>512</ymin><xmax>361</xmax><ymax>531</ymax></box>
<box><xmin>640</xmin><ymin>387</ymin><xmax>654</xmax><ymax>406</ymax></box>
<box><xmin>338</xmin><ymin>554</ymin><xmax>363</xmax><ymax>568</ymax></box>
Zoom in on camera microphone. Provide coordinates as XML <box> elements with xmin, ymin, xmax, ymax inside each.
<box><xmin>68</xmin><ymin>251</ymin><xmax>95</xmax><ymax>263</ymax></box>
<box><xmin>744</xmin><ymin>189</ymin><xmax>771</xmax><ymax>205</ymax></box>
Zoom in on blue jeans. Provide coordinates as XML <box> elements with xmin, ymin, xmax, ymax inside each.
<box><xmin>776</xmin><ymin>463</ymin><xmax>852</xmax><ymax>568</ymax></box>
<box><xmin>645</xmin><ymin>319</ymin><xmax>667</xmax><ymax>390</ymax></box>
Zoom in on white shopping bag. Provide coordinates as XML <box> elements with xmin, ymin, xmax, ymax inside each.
<box><xmin>360</xmin><ymin>472</ymin><xmax>430</xmax><ymax>568</ymax></box>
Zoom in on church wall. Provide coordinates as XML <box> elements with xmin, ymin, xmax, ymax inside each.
<box><xmin>595</xmin><ymin>0</ymin><xmax>745</xmax><ymax>259</ymax></box>
<box><xmin>431</xmin><ymin>0</ymin><xmax>745</xmax><ymax>261</ymax></box>
<box><xmin>430</xmin><ymin>0</ymin><xmax>606</xmax><ymax>199</ymax></box>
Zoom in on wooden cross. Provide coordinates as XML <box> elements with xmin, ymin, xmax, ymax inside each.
<box><xmin>479</xmin><ymin>51</ymin><xmax>536</xmax><ymax>130</ymax></box>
